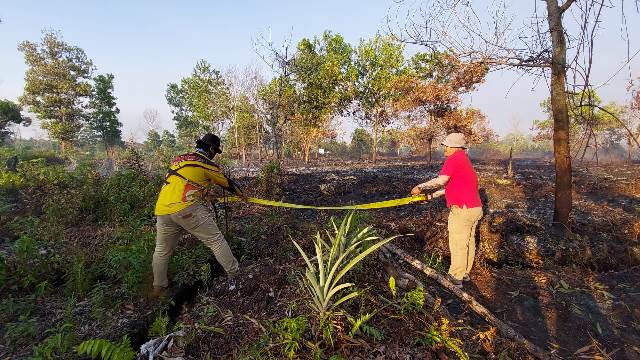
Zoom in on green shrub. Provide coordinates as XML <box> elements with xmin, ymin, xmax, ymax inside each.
<box><xmin>100</xmin><ymin>232</ymin><xmax>154</xmax><ymax>293</ymax></box>
<box><xmin>148</xmin><ymin>311</ymin><xmax>170</xmax><ymax>338</ymax></box>
<box><xmin>0</xmin><ymin>170</ymin><xmax>23</xmax><ymax>189</ymax></box>
<box><xmin>33</xmin><ymin>322</ymin><xmax>77</xmax><ymax>359</ymax></box>
<box><xmin>5</xmin><ymin>315</ymin><xmax>37</xmax><ymax>348</ymax></box>
<box><xmin>275</xmin><ymin>316</ymin><xmax>309</xmax><ymax>359</ymax></box>
<box><xmin>415</xmin><ymin>318</ymin><xmax>468</xmax><ymax>360</ymax></box>
<box><xmin>424</xmin><ymin>251</ymin><xmax>446</xmax><ymax>273</ymax></box>
<box><xmin>257</xmin><ymin>160</ymin><xmax>282</xmax><ymax>197</ymax></box>
<box><xmin>64</xmin><ymin>257</ymin><xmax>93</xmax><ymax>297</ymax></box>
<box><xmin>401</xmin><ymin>286</ymin><xmax>426</xmax><ymax>314</ymax></box>
<box><xmin>99</xmin><ymin>170</ymin><xmax>159</xmax><ymax>223</ymax></box>
<box><xmin>170</xmin><ymin>243</ymin><xmax>212</xmax><ymax>287</ymax></box>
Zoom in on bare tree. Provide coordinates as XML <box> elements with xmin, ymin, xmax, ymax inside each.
<box><xmin>252</xmin><ymin>30</ymin><xmax>296</xmax><ymax>162</ymax></box>
<box><xmin>143</xmin><ymin>108</ymin><xmax>160</xmax><ymax>133</ymax></box>
<box><xmin>389</xmin><ymin>0</ymin><xmax>638</xmax><ymax>230</ymax></box>
<box><xmin>239</xmin><ymin>63</ymin><xmax>268</xmax><ymax>162</ymax></box>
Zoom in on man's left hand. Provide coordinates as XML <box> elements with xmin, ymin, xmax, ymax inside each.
<box><xmin>411</xmin><ymin>186</ymin><xmax>422</xmax><ymax>196</ymax></box>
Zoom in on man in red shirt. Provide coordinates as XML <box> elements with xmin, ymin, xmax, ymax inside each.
<box><xmin>411</xmin><ymin>133</ymin><xmax>483</xmax><ymax>288</ymax></box>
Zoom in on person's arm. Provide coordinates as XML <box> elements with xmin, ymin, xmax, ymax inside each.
<box><xmin>202</xmin><ymin>164</ymin><xmax>245</xmax><ymax>198</ymax></box>
<box><xmin>411</xmin><ymin>175</ymin><xmax>450</xmax><ymax>195</ymax></box>
<box><xmin>430</xmin><ymin>188</ymin><xmax>445</xmax><ymax>198</ymax></box>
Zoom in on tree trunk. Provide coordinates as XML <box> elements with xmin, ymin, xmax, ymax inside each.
<box><xmin>60</xmin><ymin>140</ymin><xmax>72</xmax><ymax>154</ymax></box>
<box><xmin>593</xmin><ymin>131</ymin><xmax>599</xmax><ymax>165</ymax></box>
<box><xmin>628</xmin><ymin>134</ymin><xmax>633</xmax><ymax>164</ymax></box>
<box><xmin>580</xmin><ymin>130</ymin><xmax>591</xmax><ymax>163</ymax></box>
<box><xmin>507</xmin><ymin>146</ymin><xmax>513</xmax><ymax>177</ymax></box>
<box><xmin>372</xmin><ymin>121</ymin><xmax>379</xmax><ymax>163</ymax></box>
<box><xmin>546</xmin><ymin>0</ymin><xmax>573</xmax><ymax>230</ymax></box>
<box><xmin>304</xmin><ymin>142</ymin><xmax>311</xmax><ymax>163</ymax></box>
<box><xmin>234</xmin><ymin>111</ymin><xmax>239</xmax><ymax>160</ymax></box>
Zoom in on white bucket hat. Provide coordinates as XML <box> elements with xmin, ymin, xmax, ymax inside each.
<box><xmin>441</xmin><ymin>133</ymin><xmax>467</xmax><ymax>148</ymax></box>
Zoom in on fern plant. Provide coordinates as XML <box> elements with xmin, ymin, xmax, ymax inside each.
<box><xmin>292</xmin><ymin>211</ymin><xmax>400</xmax><ymax>343</ymax></box>
<box><xmin>346</xmin><ymin>312</ymin><xmax>384</xmax><ymax>341</ymax></box>
<box><xmin>148</xmin><ymin>311</ymin><xmax>169</xmax><ymax>338</ymax></box>
<box><xmin>415</xmin><ymin>318</ymin><xmax>468</xmax><ymax>360</ymax></box>
<box><xmin>76</xmin><ymin>336</ymin><xmax>135</xmax><ymax>360</ymax></box>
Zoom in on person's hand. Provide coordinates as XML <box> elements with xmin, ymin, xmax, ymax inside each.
<box><xmin>411</xmin><ymin>186</ymin><xmax>422</xmax><ymax>196</ymax></box>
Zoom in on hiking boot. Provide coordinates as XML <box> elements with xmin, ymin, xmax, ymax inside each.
<box><xmin>446</xmin><ymin>274</ymin><xmax>463</xmax><ymax>289</ymax></box>
<box><xmin>151</xmin><ymin>286</ymin><xmax>169</xmax><ymax>299</ymax></box>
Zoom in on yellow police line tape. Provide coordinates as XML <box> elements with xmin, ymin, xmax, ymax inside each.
<box><xmin>217</xmin><ymin>193</ymin><xmax>429</xmax><ymax>210</ymax></box>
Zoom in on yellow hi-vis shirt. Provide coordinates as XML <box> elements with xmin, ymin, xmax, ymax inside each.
<box><xmin>154</xmin><ymin>151</ymin><xmax>241</xmax><ymax>215</ymax></box>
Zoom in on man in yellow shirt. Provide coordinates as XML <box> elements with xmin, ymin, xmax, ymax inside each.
<box><xmin>152</xmin><ymin>133</ymin><xmax>244</xmax><ymax>296</ymax></box>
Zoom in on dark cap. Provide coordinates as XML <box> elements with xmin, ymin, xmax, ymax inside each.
<box><xmin>196</xmin><ymin>133</ymin><xmax>222</xmax><ymax>154</ymax></box>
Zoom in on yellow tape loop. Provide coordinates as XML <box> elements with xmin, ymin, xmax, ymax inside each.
<box><xmin>217</xmin><ymin>194</ymin><xmax>428</xmax><ymax>210</ymax></box>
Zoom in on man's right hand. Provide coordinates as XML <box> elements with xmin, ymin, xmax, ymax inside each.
<box><xmin>411</xmin><ymin>186</ymin><xmax>422</xmax><ymax>196</ymax></box>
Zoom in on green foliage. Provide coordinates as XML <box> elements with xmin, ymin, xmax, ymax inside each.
<box><xmin>0</xmin><ymin>254</ymin><xmax>7</xmax><ymax>287</ymax></box>
<box><xmin>292</xmin><ymin>212</ymin><xmax>400</xmax><ymax>344</ymax></box>
<box><xmin>18</xmin><ymin>30</ymin><xmax>94</xmax><ymax>148</ymax></box>
<box><xmin>353</xmin><ymin>35</ymin><xmax>405</xmax><ymax>160</ymax></box>
<box><xmin>97</xmin><ymin>169</ymin><xmax>158</xmax><ymax>223</ymax></box>
<box><xmin>346</xmin><ymin>312</ymin><xmax>384</xmax><ymax>341</ymax></box>
<box><xmin>0</xmin><ymin>99</ymin><xmax>30</xmax><ymax>142</ymax></box>
<box><xmin>415</xmin><ymin>318</ymin><xmax>468</xmax><ymax>360</ymax></box>
<box><xmin>33</xmin><ymin>322</ymin><xmax>77</xmax><ymax>359</ymax></box>
<box><xmin>100</xmin><ymin>230</ymin><xmax>154</xmax><ymax>292</ymax></box>
<box><xmin>5</xmin><ymin>315</ymin><xmax>37</xmax><ymax>348</ymax></box>
<box><xmin>424</xmin><ymin>251</ymin><xmax>446</xmax><ymax>273</ymax></box>
<box><xmin>257</xmin><ymin>159</ymin><xmax>282</xmax><ymax>197</ymax></box>
<box><xmin>170</xmin><ymin>242</ymin><xmax>212</xmax><ymax>287</ymax></box>
<box><xmin>64</xmin><ymin>256</ymin><xmax>93</xmax><ymax>297</ymax></box>
<box><xmin>292</xmin><ymin>31</ymin><xmax>354</xmax><ymax>159</ymax></box>
<box><xmin>87</xmin><ymin>73</ymin><xmax>122</xmax><ymax>147</ymax></box>
<box><xmin>89</xmin><ymin>283</ymin><xmax>110</xmax><ymax>321</ymax></box>
<box><xmin>168</xmin><ymin>60</ymin><xmax>230</xmax><ymax>143</ymax></box>
<box><xmin>350</xmin><ymin>128</ymin><xmax>372</xmax><ymax>157</ymax></box>
<box><xmin>76</xmin><ymin>336</ymin><xmax>135</xmax><ymax>360</ymax></box>
<box><xmin>401</xmin><ymin>286</ymin><xmax>426</xmax><ymax>314</ymax></box>
<box><xmin>145</xmin><ymin>130</ymin><xmax>162</xmax><ymax>151</ymax></box>
<box><xmin>0</xmin><ymin>170</ymin><xmax>23</xmax><ymax>189</ymax></box>
<box><xmin>275</xmin><ymin>316</ymin><xmax>309</xmax><ymax>359</ymax></box>
<box><xmin>8</xmin><ymin>235</ymin><xmax>48</xmax><ymax>288</ymax></box>
<box><xmin>148</xmin><ymin>311</ymin><xmax>170</xmax><ymax>338</ymax></box>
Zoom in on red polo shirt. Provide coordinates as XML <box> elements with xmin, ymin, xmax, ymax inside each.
<box><xmin>439</xmin><ymin>150</ymin><xmax>482</xmax><ymax>208</ymax></box>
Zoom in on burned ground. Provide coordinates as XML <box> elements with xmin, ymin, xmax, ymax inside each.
<box><xmin>159</xmin><ymin>160</ymin><xmax>639</xmax><ymax>359</ymax></box>
<box><xmin>1</xmin><ymin>159</ymin><xmax>638</xmax><ymax>359</ymax></box>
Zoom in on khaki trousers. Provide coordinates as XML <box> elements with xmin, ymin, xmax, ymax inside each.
<box><xmin>447</xmin><ymin>205</ymin><xmax>483</xmax><ymax>280</ymax></box>
<box><xmin>153</xmin><ymin>204</ymin><xmax>239</xmax><ymax>287</ymax></box>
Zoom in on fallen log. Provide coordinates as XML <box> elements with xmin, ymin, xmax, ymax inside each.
<box><xmin>384</xmin><ymin>244</ymin><xmax>550</xmax><ymax>360</ymax></box>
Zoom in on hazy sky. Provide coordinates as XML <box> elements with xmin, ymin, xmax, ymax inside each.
<box><xmin>1</xmin><ymin>0</ymin><xmax>639</xmax><ymax>141</ymax></box>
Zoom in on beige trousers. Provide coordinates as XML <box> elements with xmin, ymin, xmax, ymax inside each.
<box><xmin>447</xmin><ymin>205</ymin><xmax>483</xmax><ymax>280</ymax></box>
<box><xmin>153</xmin><ymin>204</ymin><xmax>239</xmax><ymax>287</ymax></box>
